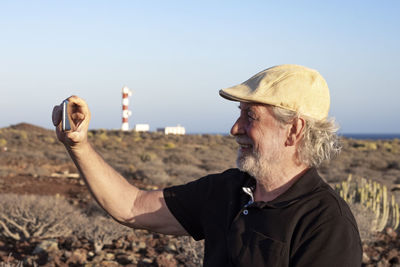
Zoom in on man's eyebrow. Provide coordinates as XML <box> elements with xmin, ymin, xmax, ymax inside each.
<box><xmin>238</xmin><ymin>105</ymin><xmax>253</xmax><ymax>113</ymax></box>
<box><xmin>237</xmin><ymin>105</ymin><xmax>249</xmax><ymax>110</ymax></box>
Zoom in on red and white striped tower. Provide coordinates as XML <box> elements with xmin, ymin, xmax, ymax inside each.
<box><xmin>121</xmin><ymin>86</ymin><xmax>133</xmax><ymax>131</ymax></box>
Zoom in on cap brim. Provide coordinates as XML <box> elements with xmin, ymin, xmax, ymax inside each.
<box><xmin>219</xmin><ymin>89</ymin><xmax>247</xmax><ymax>102</ymax></box>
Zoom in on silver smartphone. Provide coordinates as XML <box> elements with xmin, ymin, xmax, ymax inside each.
<box><xmin>62</xmin><ymin>100</ymin><xmax>71</xmax><ymax>132</ymax></box>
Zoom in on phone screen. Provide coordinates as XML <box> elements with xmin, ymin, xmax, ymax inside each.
<box><xmin>62</xmin><ymin>100</ymin><xmax>71</xmax><ymax>132</ymax></box>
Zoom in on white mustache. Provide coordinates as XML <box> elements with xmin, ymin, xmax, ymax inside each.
<box><xmin>235</xmin><ymin>136</ymin><xmax>253</xmax><ymax>145</ymax></box>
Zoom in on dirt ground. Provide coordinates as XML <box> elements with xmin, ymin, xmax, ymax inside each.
<box><xmin>0</xmin><ymin>175</ymin><xmax>86</xmax><ymax>198</ymax></box>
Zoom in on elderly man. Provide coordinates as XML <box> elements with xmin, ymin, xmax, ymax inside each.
<box><xmin>53</xmin><ymin>64</ymin><xmax>362</xmax><ymax>266</ymax></box>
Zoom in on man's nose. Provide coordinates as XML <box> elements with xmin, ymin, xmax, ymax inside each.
<box><xmin>230</xmin><ymin>117</ymin><xmax>245</xmax><ymax>136</ymax></box>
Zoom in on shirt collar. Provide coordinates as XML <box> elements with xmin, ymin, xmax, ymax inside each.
<box><xmin>241</xmin><ymin>168</ymin><xmax>323</xmax><ymax>208</ymax></box>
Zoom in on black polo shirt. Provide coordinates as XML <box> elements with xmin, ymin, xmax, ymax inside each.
<box><xmin>164</xmin><ymin>168</ymin><xmax>362</xmax><ymax>267</ymax></box>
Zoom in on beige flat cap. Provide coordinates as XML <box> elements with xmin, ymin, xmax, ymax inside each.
<box><xmin>219</xmin><ymin>64</ymin><xmax>330</xmax><ymax>120</ymax></box>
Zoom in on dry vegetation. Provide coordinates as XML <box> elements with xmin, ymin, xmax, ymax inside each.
<box><xmin>0</xmin><ymin>123</ymin><xmax>400</xmax><ymax>266</ymax></box>
<box><xmin>0</xmin><ymin>123</ymin><xmax>237</xmax><ymax>187</ymax></box>
<box><xmin>0</xmin><ymin>194</ymin><xmax>203</xmax><ymax>266</ymax></box>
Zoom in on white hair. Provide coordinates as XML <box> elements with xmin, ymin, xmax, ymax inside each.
<box><xmin>270</xmin><ymin>106</ymin><xmax>341</xmax><ymax>167</ymax></box>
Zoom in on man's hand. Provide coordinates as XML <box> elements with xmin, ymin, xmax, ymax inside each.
<box><xmin>52</xmin><ymin>95</ymin><xmax>91</xmax><ymax>148</ymax></box>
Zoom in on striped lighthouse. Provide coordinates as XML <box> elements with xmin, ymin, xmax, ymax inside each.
<box><xmin>121</xmin><ymin>86</ymin><xmax>133</xmax><ymax>131</ymax></box>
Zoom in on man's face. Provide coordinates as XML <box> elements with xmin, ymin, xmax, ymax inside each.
<box><xmin>231</xmin><ymin>102</ymin><xmax>288</xmax><ymax>179</ymax></box>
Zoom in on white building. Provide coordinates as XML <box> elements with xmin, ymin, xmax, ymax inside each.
<box><xmin>157</xmin><ymin>125</ymin><xmax>186</xmax><ymax>135</ymax></box>
<box><xmin>134</xmin><ymin>124</ymin><xmax>150</xmax><ymax>132</ymax></box>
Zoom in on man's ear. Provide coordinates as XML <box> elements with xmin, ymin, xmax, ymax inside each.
<box><xmin>285</xmin><ymin>117</ymin><xmax>305</xmax><ymax>146</ymax></box>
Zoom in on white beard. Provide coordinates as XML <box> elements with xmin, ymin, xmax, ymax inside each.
<box><xmin>236</xmin><ymin>139</ymin><xmax>283</xmax><ymax>183</ymax></box>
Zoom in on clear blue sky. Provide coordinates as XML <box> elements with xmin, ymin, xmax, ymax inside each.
<box><xmin>1</xmin><ymin>1</ymin><xmax>399</xmax><ymax>134</ymax></box>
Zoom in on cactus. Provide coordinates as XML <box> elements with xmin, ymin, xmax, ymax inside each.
<box><xmin>391</xmin><ymin>195</ymin><xmax>400</xmax><ymax>230</ymax></box>
<box><xmin>335</xmin><ymin>175</ymin><xmax>400</xmax><ymax>232</ymax></box>
<box><xmin>394</xmin><ymin>203</ymin><xmax>400</xmax><ymax>230</ymax></box>
<box><xmin>375</xmin><ymin>185</ymin><xmax>389</xmax><ymax>231</ymax></box>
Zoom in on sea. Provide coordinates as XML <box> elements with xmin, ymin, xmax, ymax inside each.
<box><xmin>340</xmin><ymin>134</ymin><xmax>400</xmax><ymax>140</ymax></box>
<box><xmin>190</xmin><ymin>133</ymin><xmax>400</xmax><ymax>140</ymax></box>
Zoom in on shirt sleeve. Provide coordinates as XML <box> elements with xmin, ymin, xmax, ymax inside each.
<box><xmin>290</xmin><ymin>215</ymin><xmax>362</xmax><ymax>267</ymax></box>
<box><xmin>163</xmin><ymin>175</ymin><xmax>213</xmax><ymax>240</ymax></box>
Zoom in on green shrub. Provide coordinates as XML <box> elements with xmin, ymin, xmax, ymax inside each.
<box><xmin>0</xmin><ymin>138</ymin><xmax>7</xmax><ymax>147</ymax></box>
<box><xmin>140</xmin><ymin>152</ymin><xmax>157</xmax><ymax>162</ymax></box>
<box><xmin>98</xmin><ymin>132</ymin><xmax>109</xmax><ymax>142</ymax></box>
<box><xmin>164</xmin><ymin>142</ymin><xmax>176</xmax><ymax>149</ymax></box>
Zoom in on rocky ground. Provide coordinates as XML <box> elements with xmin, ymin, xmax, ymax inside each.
<box><xmin>0</xmin><ymin>123</ymin><xmax>400</xmax><ymax>266</ymax></box>
<box><xmin>0</xmin><ymin>175</ymin><xmax>204</xmax><ymax>266</ymax></box>
<box><xmin>0</xmin><ymin>230</ymin><xmax>204</xmax><ymax>266</ymax></box>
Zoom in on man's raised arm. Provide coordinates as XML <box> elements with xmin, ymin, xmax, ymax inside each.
<box><xmin>52</xmin><ymin>95</ymin><xmax>187</xmax><ymax>236</ymax></box>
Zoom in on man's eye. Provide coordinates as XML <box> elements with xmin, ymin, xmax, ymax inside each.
<box><xmin>247</xmin><ymin>113</ymin><xmax>256</xmax><ymax>121</ymax></box>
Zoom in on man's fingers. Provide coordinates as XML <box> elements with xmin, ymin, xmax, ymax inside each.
<box><xmin>66</xmin><ymin>131</ymin><xmax>81</xmax><ymax>141</ymax></box>
<box><xmin>67</xmin><ymin>95</ymin><xmax>91</xmax><ymax>124</ymax></box>
<box><xmin>68</xmin><ymin>96</ymin><xmax>89</xmax><ymax>112</ymax></box>
<box><xmin>71</xmin><ymin>112</ymin><xmax>85</xmax><ymax>120</ymax></box>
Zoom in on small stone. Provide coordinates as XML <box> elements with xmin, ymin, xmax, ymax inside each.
<box><xmin>67</xmin><ymin>248</ymin><xmax>88</xmax><ymax>265</ymax></box>
<box><xmin>138</xmin><ymin>241</ymin><xmax>146</xmax><ymax>249</ymax></box>
<box><xmin>115</xmin><ymin>238</ymin><xmax>125</xmax><ymax>249</ymax></box>
<box><xmin>388</xmin><ymin>248</ymin><xmax>399</xmax><ymax>260</ymax></box>
<box><xmin>386</xmin><ymin>227</ymin><xmax>398</xmax><ymax>239</ymax></box>
<box><xmin>156</xmin><ymin>253</ymin><xmax>177</xmax><ymax>267</ymax></box>
<box><xmin>105</xmin><ymin>253</ymin><xmax>115</xmax><ymax>261</ymax></box>
<box><xmin>32</xmin><ymin>239</ymin><xmax>59</xmax><ymax>254</ymax></box>
<box><xmin>362</xmin><ymin>252</ymin><xmax>370</xmax><ymax>263</ymax></box>
<box><xmin>64</xmin><ymin>251</ymin><xmax>72</xmax><ymax>258</ymax></box>
<box><xmin>116</xmin><ymin>254</ymin><xmax>133</xmax><ymax>264</ymax></box>
<box><xmin>92</xmin><ymin>254</ymin><xmax>105</xmax><ymax>264</ymax></box>
<box><xmin>142</xmin><ymin>258</ymin><xmax>153</xmax><ymax>263</ymax></box>
<box><xmin>371</xmin><ymin>251</ymin><xmax>381</xmax><ymax>262</ymax></box>
<box><xmin>100</xmin><ymin>260</ymin><xmax>119</xmax><ymax>267</ymax></box>
<box><xmin>126</xmin><ymin>233</ymin><xmax>137</xmax><ymax>242</ymax></box>
<box><xmin>377</xmin><ymin>259</ymin><xmax>389</xmax><ymax>267</ymax></box>
<box><xmin>166</xmin><ymin>243</ymin><xmax>177</xmax><ymax>252</ymax></box>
